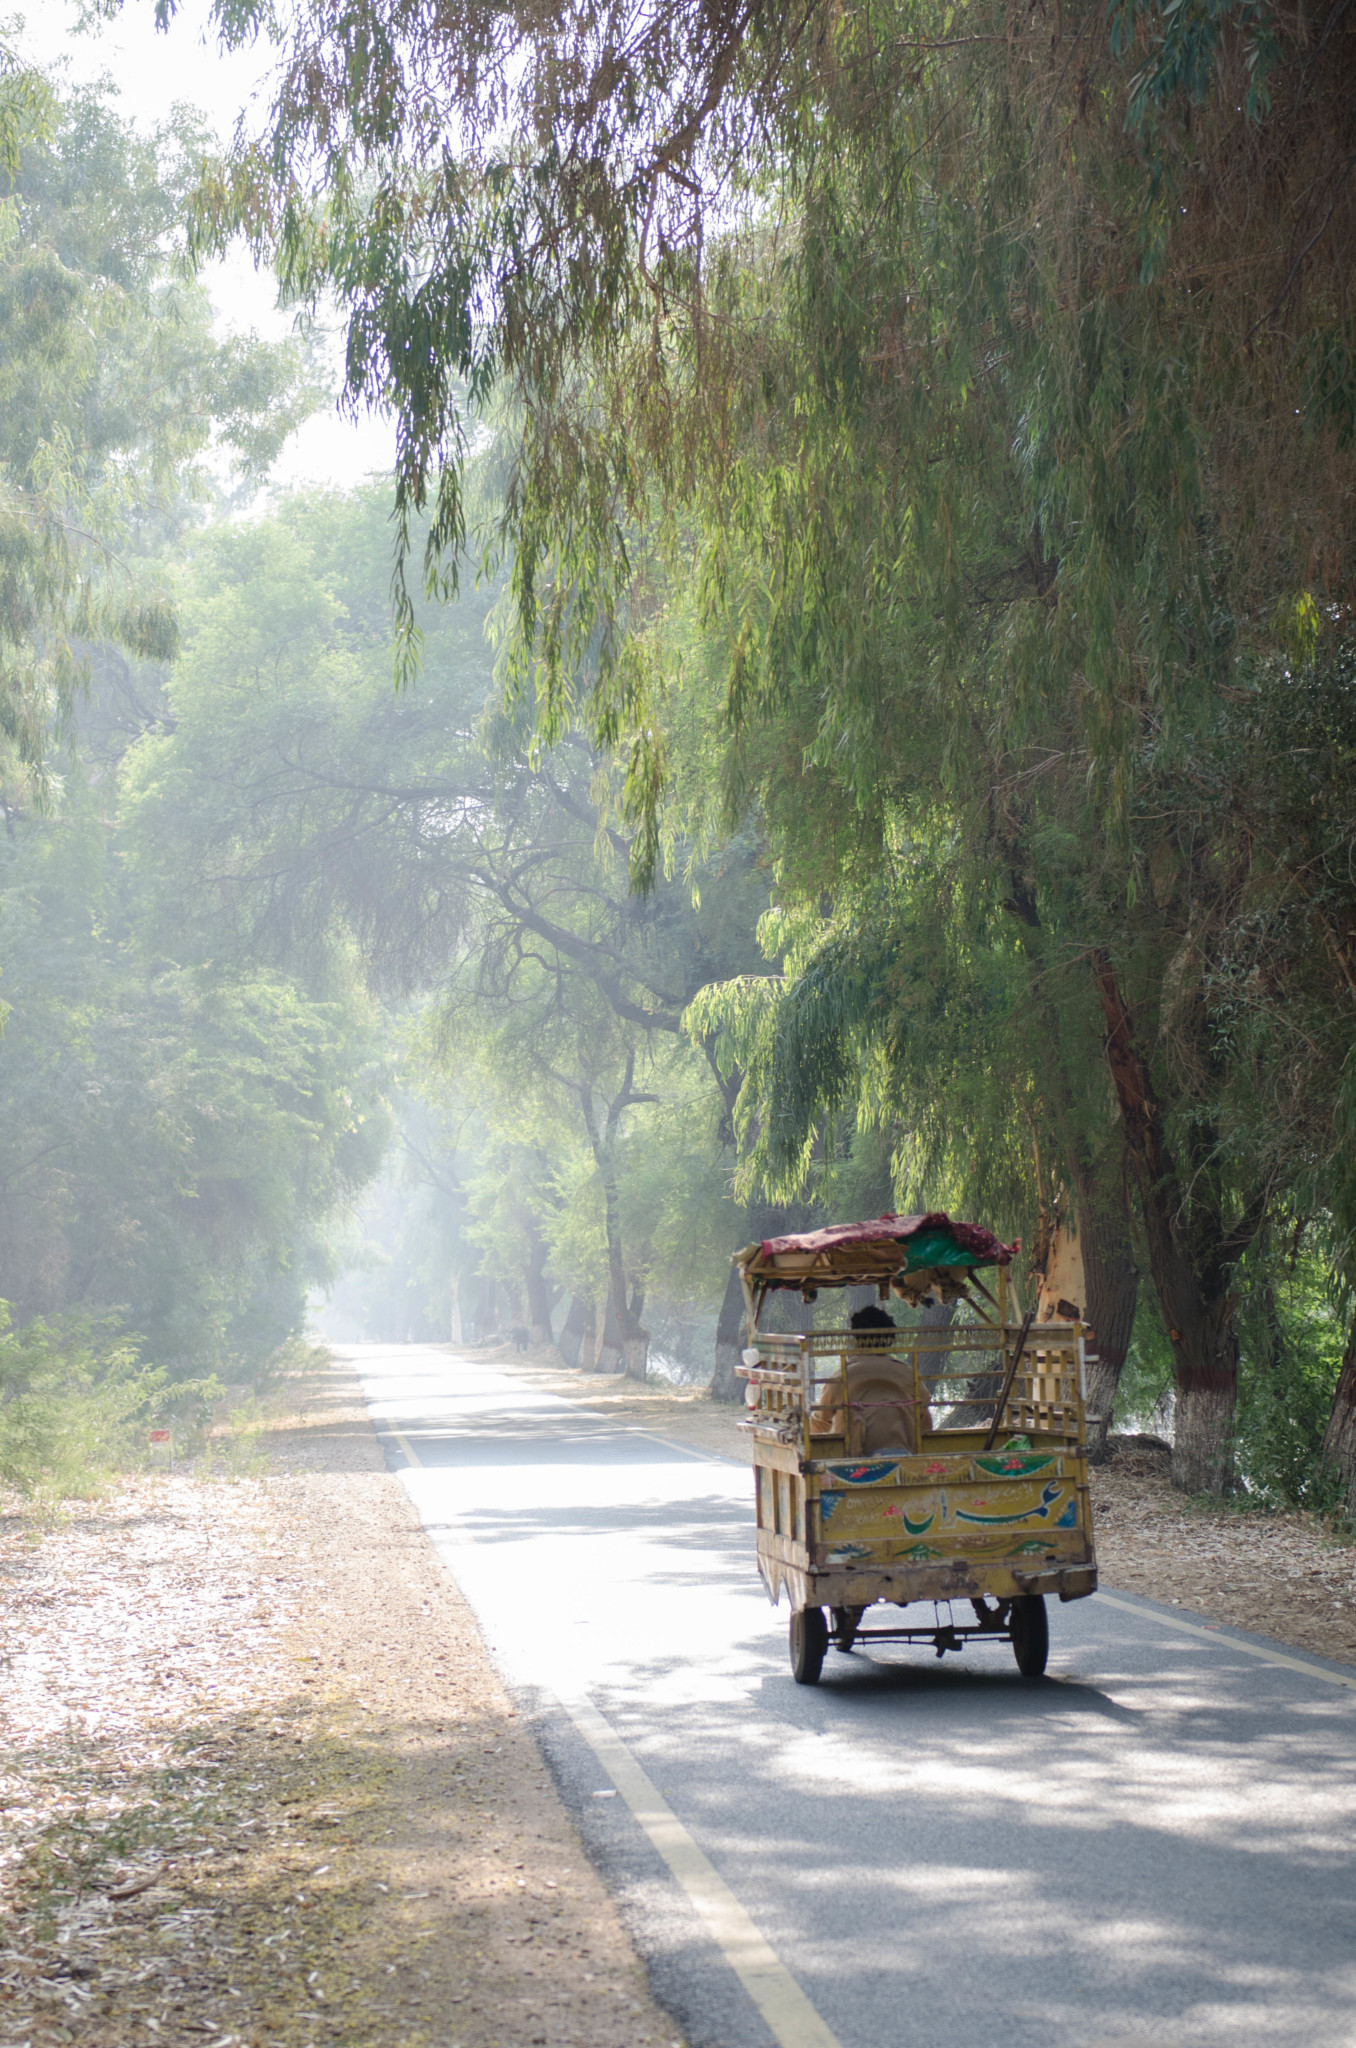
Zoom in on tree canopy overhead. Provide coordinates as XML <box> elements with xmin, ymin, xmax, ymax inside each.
<box><xmin>167</xmin><ymin>0</ymin><xmax>1356</xmax><ymax>755</ymax></box>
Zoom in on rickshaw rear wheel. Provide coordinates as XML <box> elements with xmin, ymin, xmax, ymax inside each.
<box><xmin>1009</xmin><ymin>1594</ymin><xmax>1049</xmax><ymax>1677</ymax></box>
<box><xmin>790</xmin><ymin>1606</ymin><xmax>829</xmax><ymax>1684</ymax></box>
<box><xmin>831</xmin><ymin>1606</ymin><xmax>864</xmax><ymax>1652</ymax></box>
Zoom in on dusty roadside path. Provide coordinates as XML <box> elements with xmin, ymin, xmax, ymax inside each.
<box><xmin>0</xmin><ymin>1358</ymin><xmax>685</xmax><ymax>2048</ymax></box>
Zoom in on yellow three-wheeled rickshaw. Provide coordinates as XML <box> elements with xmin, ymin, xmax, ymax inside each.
<box><xmin>733</xmin><ymin>1211</ymin><xmax>1098</xmax><ymax>1684</ymax></box>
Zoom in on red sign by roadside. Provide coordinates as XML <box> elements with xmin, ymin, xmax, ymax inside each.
<box><xmin>148</xmin><ymin>1430</ymin><xmax>171</xmax><ymax>1444</ymax></box>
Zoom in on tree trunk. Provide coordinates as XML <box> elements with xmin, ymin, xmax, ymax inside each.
<box><xmin>472</xmin><ymin>1274</ymin><xmax>498</xmax><ymax>1345</ymax></box>
<box><xmin>523</xmin><ymin>1217</ymin><xmax>554</xmax><ymax>1346</ymax></box>
<box><xmin>579</xmin><ymin>1068</ymin><xmax>650</xmax><ymax>1380</ymax></box>
<box><xmin>623</xmin><ymin>1278</ymin><xmax>649</xmax><ymax>1380</ymax></box>
<box><xmin>711</xmin><ymin>1263</ymin><xmax>746</xmax><ymax>1402</ymax></box>
<box><xmin>1005</xmin><ymin>871</ymin><xmax>1234</xmax><ymax>1489</ymax></box>
<box><xmin>600</xmin><ymin>1185</ymin><xmax>648</xmax><ymax>1373</ymax></box>
<box><xmin>1321</xmin><ymin>1326</ymin><xmax>1356</xmax><ymax>1513</ymax></box>
<box><xmin>622</xmin><ymin>1337</ymin><xmax>649</xmax><ymax>1378</ymax></box>
<box><xmin>1065</xmin><ymin>1147</ymin><xmax>1141</xmax><ymax>1462</ymax></box>
<box><xmin>557</xmin><ymin>1293</ymin><xmax>591</xmax><ymax>1369</ymax></box>
<box><xmin>598</xmin><ymin>1292</ymin><xmax>625</xmax><ymax>1373</ymax></box>
<box><xmin>1172</xmin><ymin>1353</ymin><xmax>1239</xmax><ymax>1494</ymax></box>
<box><xmin>1093</xmin><ymin>951</ymin><xmax>1240</xmax><ymax>1493</ymax></box>
<box><xmin>1003</xmin><ymin>883</ymin><xmax>1142</xmax><ymax>1465</ymax></box>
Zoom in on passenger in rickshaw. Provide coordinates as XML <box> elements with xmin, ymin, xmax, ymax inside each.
<box><xmin>810</xmin><ymin>1303</ymin><xmax>932</xmax><ymax>1455</ymax></box>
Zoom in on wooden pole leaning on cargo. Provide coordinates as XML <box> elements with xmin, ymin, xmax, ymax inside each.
<box><xmin>981</xmin><ymin>1306</ymin><xmax>1038</xmax><ymax>1452</ymax></box>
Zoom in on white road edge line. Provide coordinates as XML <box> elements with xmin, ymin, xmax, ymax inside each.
<box><xmin>559</xmin><ymin>1690</ymin><xmax>844</xmax><ymax>2048</ymax></box>
<box><xmin>1096</xmin><ymin>1591</ymin><xmax>1356</xmax><ymax>1690</ymax></box>
<box><xmin>632</xmin><ymin>1430</ymin><xmax>747</xmax><ymax>1468</ymax></box>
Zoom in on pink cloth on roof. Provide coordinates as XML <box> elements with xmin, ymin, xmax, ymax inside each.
<box><xmin>757</xmin><ymin>1210</ymin><xmax>1015</xmax><ymax>1266</ymax></box>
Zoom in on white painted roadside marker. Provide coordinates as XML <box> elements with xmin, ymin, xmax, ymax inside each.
<box><xmin>560</xmin><ymin>1690</ymin><xmax>844</xmax><ymax>2048</ymax></box>
<box><xmin>1096</xmin><ymin>1591</ymin><xmax>1356</xmax><ymax>1692</ymax></box>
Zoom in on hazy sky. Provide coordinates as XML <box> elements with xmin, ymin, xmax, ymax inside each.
<box><xmin>19</xmin><ymin>0</ymin><xmax>398</xmax><ymax>495</ymax></box>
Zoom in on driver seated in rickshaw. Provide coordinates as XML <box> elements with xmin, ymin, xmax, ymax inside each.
<box><xmin>810</xmin><ymin>1304</ymin><xmax>931</xmax><ymax>1455</ymax></box>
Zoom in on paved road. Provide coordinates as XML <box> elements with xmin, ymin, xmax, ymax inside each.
<box><xmin>339</xmin><ymin>1343</ymin><xmax>1356</xmax><ymax>2048</ymax></box>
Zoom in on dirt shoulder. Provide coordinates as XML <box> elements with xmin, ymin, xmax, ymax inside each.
<box><xmin>1087</xmin><ymin>1441</ymin><xmax>1356</xmax><ymax>1665</ymax></box>
<box><xmin>503</xmin><ymin>1347</ymin><xmax>1356</xmax><ymax>1667</ymax></box>
<box><xmin>0</xmin><ymin>1359</ymin><xmax>684</xmax><ymax>2048</ymax></box>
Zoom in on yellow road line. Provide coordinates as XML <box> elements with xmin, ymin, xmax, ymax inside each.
<box><xmin>390</xmin><ymin>1430</ymin><xmax>423</xmax><ymax>1467</ymax></box>
<box><xmin>1096</xmin><ymin>1591</ymin><xmax>1356</xmax><ymax>1691</ymax></box>
<box><xmin>560</xmin><ymin>1690</ymin><xmax>843</xmax><ymax>2048</ymax></box>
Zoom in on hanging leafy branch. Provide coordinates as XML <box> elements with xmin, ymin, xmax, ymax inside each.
<box><xmin>0</xmin><ymin>56</ymin><xmax>321</xmax><ymax>799</ymax></box>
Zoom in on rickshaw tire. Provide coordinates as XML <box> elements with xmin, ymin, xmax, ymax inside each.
<box><xmin>1010</xmin><ymin>1594</ymin><xmax>1049</xmax><ymax>1677</ymax></box>
<box><xmin>791</xmin><ymin>1606</ymin><xmax>829</xmax><ymax>1684</ymax></box>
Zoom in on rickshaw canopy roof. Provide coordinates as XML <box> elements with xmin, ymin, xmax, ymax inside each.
<box><xmin>736</xmin><ymin>1211</ymin><xmax>1016</xmax><ymax>1291</ymax></box>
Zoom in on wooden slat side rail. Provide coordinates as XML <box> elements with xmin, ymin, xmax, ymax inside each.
<box><xmin>736</xmin><ymin>1318</ymin><xmax>1091</xmax><ymax>1460</ymax></box>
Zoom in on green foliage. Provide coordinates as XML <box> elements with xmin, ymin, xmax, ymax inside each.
<box><xmin>1233</xmin><ymin>1259</ymin><xmax>1349</xmax><ymax>1511</ymax></box>
<box><xmin>0</xmin><ymin>777</ymin><xmax>390</xmax><ymax>1375</ymax></box>
<box><xmin>1113</xmin><ymin>1291</ymin><xmax>1177</xmax><ymax>1434</ymax></box>
<box><xmin>121</xmin><ymin>487</ymin><xmax>501</xmax><ymax>985</ymax></box>
<box><xmin>0</xmin><ymin>64</ymin><xmax>393</xmax><ymax>1408</ymax></box>
<box><xmin>1108</xmin><ymin>0</ymin><xmax>1280</xmax><ymax>140</ymax></box>
<box><xmin>688</xmin><ymin>870</ymin><xmax>1042</xmax><ymax>1234</ymax></box>
<box><xmin>0</xmin><ymin>56</ymin><xmax>320</xmax><ymax>795</ymax></box>
<box><xmin>0</xmin><ymin>1302</ymin><xmax>178</xmax><ymax>1500</ymax></box>
<box><xmin>154</xmin><ymin>0</ymin><xmax>1353</xmax><ymax>840</ymax></box>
